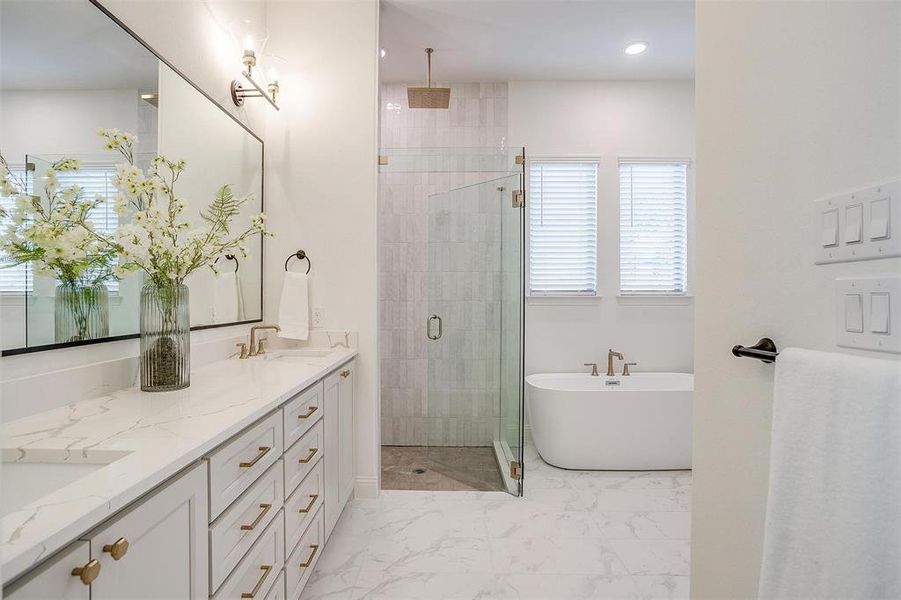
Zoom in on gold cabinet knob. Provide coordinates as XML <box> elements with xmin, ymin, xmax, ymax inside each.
<box><xmin>102</xmin><ymin>537</ymin><xmax>129</xmax><ymax>561</ymax></box>
<box><xmin>71</xmin><ymin>558</ymin><xmax>101</xmax><ymax>585</ymax></box>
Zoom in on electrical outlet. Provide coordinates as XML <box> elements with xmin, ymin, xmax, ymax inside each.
<box><xmin>312</xmin><ymin>307</ymin><xmax>323</xmax><ymax>328</ymax></box>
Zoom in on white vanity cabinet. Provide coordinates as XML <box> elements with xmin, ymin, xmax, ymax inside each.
<box><xmin>4</xmin><ymin>542</ymin><xmax>92</xmax><ymax>600</ymax></box>
<box><xmin>324</xmin><ymin>360</ymin><xmax>355</xmax><ymax>539</ymax></box>
<box><xmin>5</xmin><ymin>462</ymin><xmax>209</xmax><ymax>600</ymax></box>
<box><xmin>3</xmin><ymin>354</ymin><xmax>357</xmax><ymax>600</ymax></box>
<box><xmin>88</xmin><ymin>461</ymin><xmax>209</xmax><ymax>599</ymax></box>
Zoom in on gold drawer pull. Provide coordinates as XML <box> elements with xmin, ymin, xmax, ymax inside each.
<box><xmin>71</xmin><ymin>559</ymin><xmax>101</xmax><ymax>585</ymax></box>
<box><xmin>298</xmin><ymin>447</ymin><xmax>319</xmax><ymax>464</ymax></box>
<box><xmin>102</xmin><ymin>537</ymin><xmax>129</xmax><ymax>561</ymax></box>
<box><xmin>241</xmin><ymin>564</ymin><xmax>272</xmax><ymax>599</ymax></box>
<box><xmin>340</xmin><ymin>369</ymin><xmax>351</xmax><ymax>378</ymax></box>
<box><xmin>240</xmin><ymin>503</ymin><xmax>272</xmax><ymax>531</ymax></box>
<box><xmin>240</xmin><ymin>446</ymin><xmax>271</xmax><ymax>468</ymax></box>
<box><xmin>299</xmin><ymin>544</ymin><xmax>320</xmax><ymax>568</ymax></box>
<box><xmin>298</xmin><ymin>406</ymin><xmax>318</xmax><ymax>420</ymax></box>
<box><xmin>298</xmin><ymin>494</ymin><xmax>319</xmax><ymax>513</ymax></box>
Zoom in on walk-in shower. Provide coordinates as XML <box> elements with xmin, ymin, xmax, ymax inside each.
<box><xmin>378</xmin><ymin>146</ymin><xmax>525</xmax><ymax>495</ymax></box>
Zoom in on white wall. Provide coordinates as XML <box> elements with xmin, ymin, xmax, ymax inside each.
<box><xmin>263</xmin><ymin>0</ymin><xmax>380</xmax><ymax>496</ymax></box>
<box><xmin>693</xmin><ymin>2</ymin><xmax>900</xmax><ymax>598</ymax></box>
<box><xmin>508</xmin><ymin>81</ymin><xmax>695</xmax><ymax>376</ymax></box>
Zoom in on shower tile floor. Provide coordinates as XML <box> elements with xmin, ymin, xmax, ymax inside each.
<box><xmin>380</xmin><ymin>446</ymin><xmax>505</xmax><ymax>492</ymax></box>
<box><xmin>301</xmin><ymin>436</ymin><xmax>691</xmax><ymax>600</ymax></box>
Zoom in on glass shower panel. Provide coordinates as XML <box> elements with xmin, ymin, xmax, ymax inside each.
<box><xmin>426</xmin><ymin>172</ymin><xmax>524</xmax><ymax>496</ymax></box>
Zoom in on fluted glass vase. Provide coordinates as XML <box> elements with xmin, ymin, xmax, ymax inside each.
<box><xmin>140</xmin><ymin>283</ymin><xmax>190</xmax><ymax>392</ymax></box>
<box><xmin>54</xmin><ymin>282</ymin><xmax>109</xmax><ymax>343</ymax></box>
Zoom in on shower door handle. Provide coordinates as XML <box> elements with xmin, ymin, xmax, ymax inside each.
<box><xmin>427</xmin><ymin>314</ymin><xmax>442</xmax><ymax>340</ymax></box>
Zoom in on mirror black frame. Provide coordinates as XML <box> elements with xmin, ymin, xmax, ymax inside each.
<box><xmin>1</xmin><ymin>0</ymin><xmax>264</xmax><ymax>356</ymax></box>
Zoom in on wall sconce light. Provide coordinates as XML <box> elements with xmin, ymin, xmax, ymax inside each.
<box><xmin>230</xmin><ymin>38</ymin><xmax>280</xmax><ymax>110</ymax></box>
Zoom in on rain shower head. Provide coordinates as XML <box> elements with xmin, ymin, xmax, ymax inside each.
<box><xmin>407</xmin><ymin>48</ymin><xmax>450</xmax><ymax>109</ymax></box>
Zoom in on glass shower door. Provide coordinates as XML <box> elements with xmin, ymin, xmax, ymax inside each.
<box><xmin>426</xmin><ymin>169</ymin><xmax>525</xmax><ymax>496</ymax></box>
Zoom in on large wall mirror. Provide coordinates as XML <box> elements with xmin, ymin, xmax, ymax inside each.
<box><xmin>0</xmin><ymin>0</ymin><xmax>263</xmax><ymax>355</ymax></box>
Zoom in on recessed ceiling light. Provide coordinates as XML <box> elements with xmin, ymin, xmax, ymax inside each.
<box><xmin>624</xmin><ymin>42</ymin><xmax>648</xmax><ymax>55</ymax></box>
<box><xmin>380</xmin><ymin>48</ymin><xmax>387</xmax><ymax>58</ymax></box>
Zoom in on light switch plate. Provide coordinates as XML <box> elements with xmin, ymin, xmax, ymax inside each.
<box><xmin>815</xmin><ymin>180</ymin><xmax>900</xmax><ymax>264</ymax></box>
<box><xmin>835</xmin><ymin>276</ymin><xmax>901</xmax><ymax>353</ymax></box>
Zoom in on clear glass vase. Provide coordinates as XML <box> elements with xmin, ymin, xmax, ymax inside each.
<box><xmin>140</xmin><ymin>283</ymin><xmax>190</xmax><ymax>392</ymax></box>
<box><xmin>54</xmin><ymin>282</ymin><xmax>109</xmax><ymax>343</ymax></box>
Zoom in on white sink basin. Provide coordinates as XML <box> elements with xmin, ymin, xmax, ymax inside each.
<box><xmin>1</xmin><ymin>449</ymin><xmax>131</xmax><ymax>517</ymax></box>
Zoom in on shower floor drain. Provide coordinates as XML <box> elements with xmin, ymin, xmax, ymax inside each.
<box><xmin>412</xmin><ymin>468</ymin><xmax>427</xmax><ymax>475</ymax></box>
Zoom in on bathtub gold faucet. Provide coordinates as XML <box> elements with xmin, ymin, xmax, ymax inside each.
<box><xmin>583</xmin><ymin>363</ymin><xmax>600</xmax><ymax>376</ymax></box>
<box><xmin>607</xmin><ymin>349</ymin><xmax>624</xmax><ymax>376</ymax></box>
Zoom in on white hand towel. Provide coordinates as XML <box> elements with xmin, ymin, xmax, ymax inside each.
<box><xmin>212</xmin><ymin>271</ymin><xmax>243</xmax><ymax>324</ymax></box>
<box><xmin>277</xmin><ymin>272</ymin><xmax>309</xmax><ymax>340</ymax></box>
<box><xmin>759</xmin><ymin>348</ymin><xmax>901</xmax><ymax>599</ymax></box>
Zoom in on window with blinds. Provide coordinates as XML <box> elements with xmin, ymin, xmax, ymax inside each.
<box><xmin>528</xmin><ymin>160</ymin><xmax>598</xmax><ymax>295</ymax></box>
<box><xmin>0</xmin><ymin>165</ymin><xmax>119</xmax><ymax>294</ymax></box>
<box><xmin>619</xmin><ymin>160</ymin><xmax>688</xmax><ymax>295</ymax></box>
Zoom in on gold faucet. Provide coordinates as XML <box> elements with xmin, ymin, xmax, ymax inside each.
<box><xmin>583</xmin><ymin>363</ymin><xmax>600</xmax><ymax>377</ymax></box>
<box><xmin>622</xmin><ymin>362</ymin><xmax>637</xmax><ymax>376</ymax></box>
<box><xmin>248</xmin><ymin>324</ymin><xmax>281</xmax><ymax>357</ymax></box>
<box><xmin>607</xmin><ymin>349</ymin><xmax>624</xmax><ymax>376</ymax></box>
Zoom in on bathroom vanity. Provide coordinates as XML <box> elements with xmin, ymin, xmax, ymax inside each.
<box><xmin>1</xmin><ymin>348</ymin><xmax>356</xmax><ymax>600</ymax></box>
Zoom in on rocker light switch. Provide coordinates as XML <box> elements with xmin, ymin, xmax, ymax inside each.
<box><xmin>836</xmin><ymin>276</ymin><xmax>901</xmax><ymax>353</ymax></box>
<box><xmin>845</xmin><ymin>204</ymin><xmax>863</xmax><ymax>244</ymax></box>
<box><xmin>870</xmin><ymin>292</ymin><xmax>890</xmax><ymax>334</ymax></box>
<box><xmin>814</xmin><ymin>180</ymin><xmax>900</xmax><ymax>264</ymax></box>
<box><xmin>870</xmin><ymin>197</ymin><xmax>890</xmax><ymax>240</ymax></box>
<box><xmin>821</xmin><ymin>209</ymin><xmax>838</xmax><ymax>247</ymax></box>
<box><xmin>844</xmin><ymin>294</ymin><xmax>863</xmax><ymax>332</ymax></box>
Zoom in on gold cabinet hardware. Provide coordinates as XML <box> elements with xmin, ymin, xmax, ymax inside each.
<box><xmin>102</xmin><ymin>537</ymin><xmax>129</xmax><ymax>561</ymax></box>
<box><xmin>240</xmin><ymin>503</ymin><xmax>272</xmax><ymax>531</ymax></box>
<box><xmin>298</xmin><ymin>544</ymin><xmax>320</xmax><ymax>568</ymax></box>
<box><xmin>298</xmin><ymin>448</ymin><xmax>319</xmax><ymax>464</ymax></box>
<box><xmin>298</xmin><ymin>406</ymin><xmax>318</xmax><ymax>420</ymax></box>
<box><xmin>71</xmin><ymin>559</ymin><xmax>101</xmax><ymax>585</ymax></box>
<box><xmin>240</xmin><ymin>446</ymin><xmax>271</xmax><ymax>468</ymax></box>
<box><xmin>240</xmin><ymin>564</ymin><xmax>272</xmax><ymax>599</ymax></box>
<box><xmin>340</xmin><ymin>369</ymin><xmax>351</xmax><ymax>378</ymax></box>
<box><xmin>298</xmin><ymin>494</ymin><xmax>319</xmax><ymax>514</ymax></box>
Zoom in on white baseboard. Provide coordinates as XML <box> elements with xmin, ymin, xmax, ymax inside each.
<box><xmin>354</xmin><ymin>475</ymin><xmax>379</xmax><ymax>499</ymax></box>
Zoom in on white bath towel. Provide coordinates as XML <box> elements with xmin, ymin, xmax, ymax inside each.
<box><xmin>758</xmin><ymin>348</ymin><xmax>901</xmax><ymax>599</ymax></box>
<box><xmin>277</xmin><ymin>271</ymin><xmax>309</xmax><ymax>340</ymax></box>
<box><xmin>212</xmin><ymin>271</ymin><xmax>243</xmax><ymax>324</ymax></box>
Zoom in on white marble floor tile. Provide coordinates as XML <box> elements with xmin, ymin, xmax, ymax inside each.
<box><xmin>488</xmin><ymin>536</ymin><xmax>629</xmax><ymax>575</ymax></box>
<box><xmin>632</xmin><ymin>576</ymin><xmax>691</xmax><ymax>600</ymax></box>
<box><xmin>608</xmin><ymin>540</ymin><xmax>691</xmax><ymax>576</ymax></box>
<box><xmin>302</xmin><ymin>449</ymin><xmax>693</xmax><ymax>600</ymax></box>
<box><xmin>476</xmin><ymin>574</ymin><xmax>641</xmax><ymax>600</ymax></box>
<box><xmin>595</xmin><ymin>512</ymin><xmax>691</xmax><ymax>540</ymax></box>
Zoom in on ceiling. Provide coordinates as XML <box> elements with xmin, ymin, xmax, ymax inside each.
<box><xmin>1</xmin><ymin>1</ymin><xmax>159</xmax><ymax>91</ymax></box>
<box><xmin>379</xmin><ymin>0</ymin><xmax>694</xmax><ymax>83</ymax></box>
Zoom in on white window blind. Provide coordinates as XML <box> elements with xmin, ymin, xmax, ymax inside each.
<box><xmin>619</xmin><ymin>160</ymin><xmax>688</xmax><ymax>295</ymax></box>
<box><xmin>0</xmin><ymin>165</ymin><xmax>118</xmax><ymax>294</ymax></box>
<box><xmin>528</xmin><ymin>160</ymin><xmax>598</xmax><ymax>295</ymax></box>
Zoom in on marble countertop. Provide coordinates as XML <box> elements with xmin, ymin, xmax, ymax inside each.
<box><xmin>0</xmin><ymin>347</ymin><xmax>357</xmax><ymax>583</ymax></box>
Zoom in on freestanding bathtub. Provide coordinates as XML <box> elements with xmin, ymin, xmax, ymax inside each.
<box><xmin>526</xmin><ymin>372</ymin><xmax>693</xmax><ymax>470</ymax></box>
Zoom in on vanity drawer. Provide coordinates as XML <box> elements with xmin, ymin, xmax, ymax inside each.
<box><xmin>208</xmin><ymin>411</ymin><xmax>283</xmax><ymax>519</ymax></box>
<box><xmin>283</xmin><ymin>382</ymin><xmax>323</xmax><ymax>449</ymax></box>
<box><xmin>283</xmin><ymin>420</ymin><xmax>323</xmax><ymax>498</ymax></box>
<box><xmin>263</xmin><ymin>571</ymin><xmax>285</xmax><ymax>600</ymax></box>
<box><xmin>284</xmin><ymin>460</ymin><xmax>324</xmax><ymax>556</ymax></box>
<box><xmin>284</xmin><ymin>508</ymin><xmax>324</xmax><ymax>600</ymax></box>
<box><xmin>210</xmin><ymin>460</ymin><xmax>284</xmax><ymax>593</ymax></box>
<box><xmin>212</xmin><ymin>511</ymin><xmax>284</xmax><ymax>600</ymax></box>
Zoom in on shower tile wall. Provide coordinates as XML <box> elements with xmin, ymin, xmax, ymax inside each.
<box><xmin>379</xmin><ymin>82</ymin><xmax>508</xmax><ymax>446</ymax></box>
